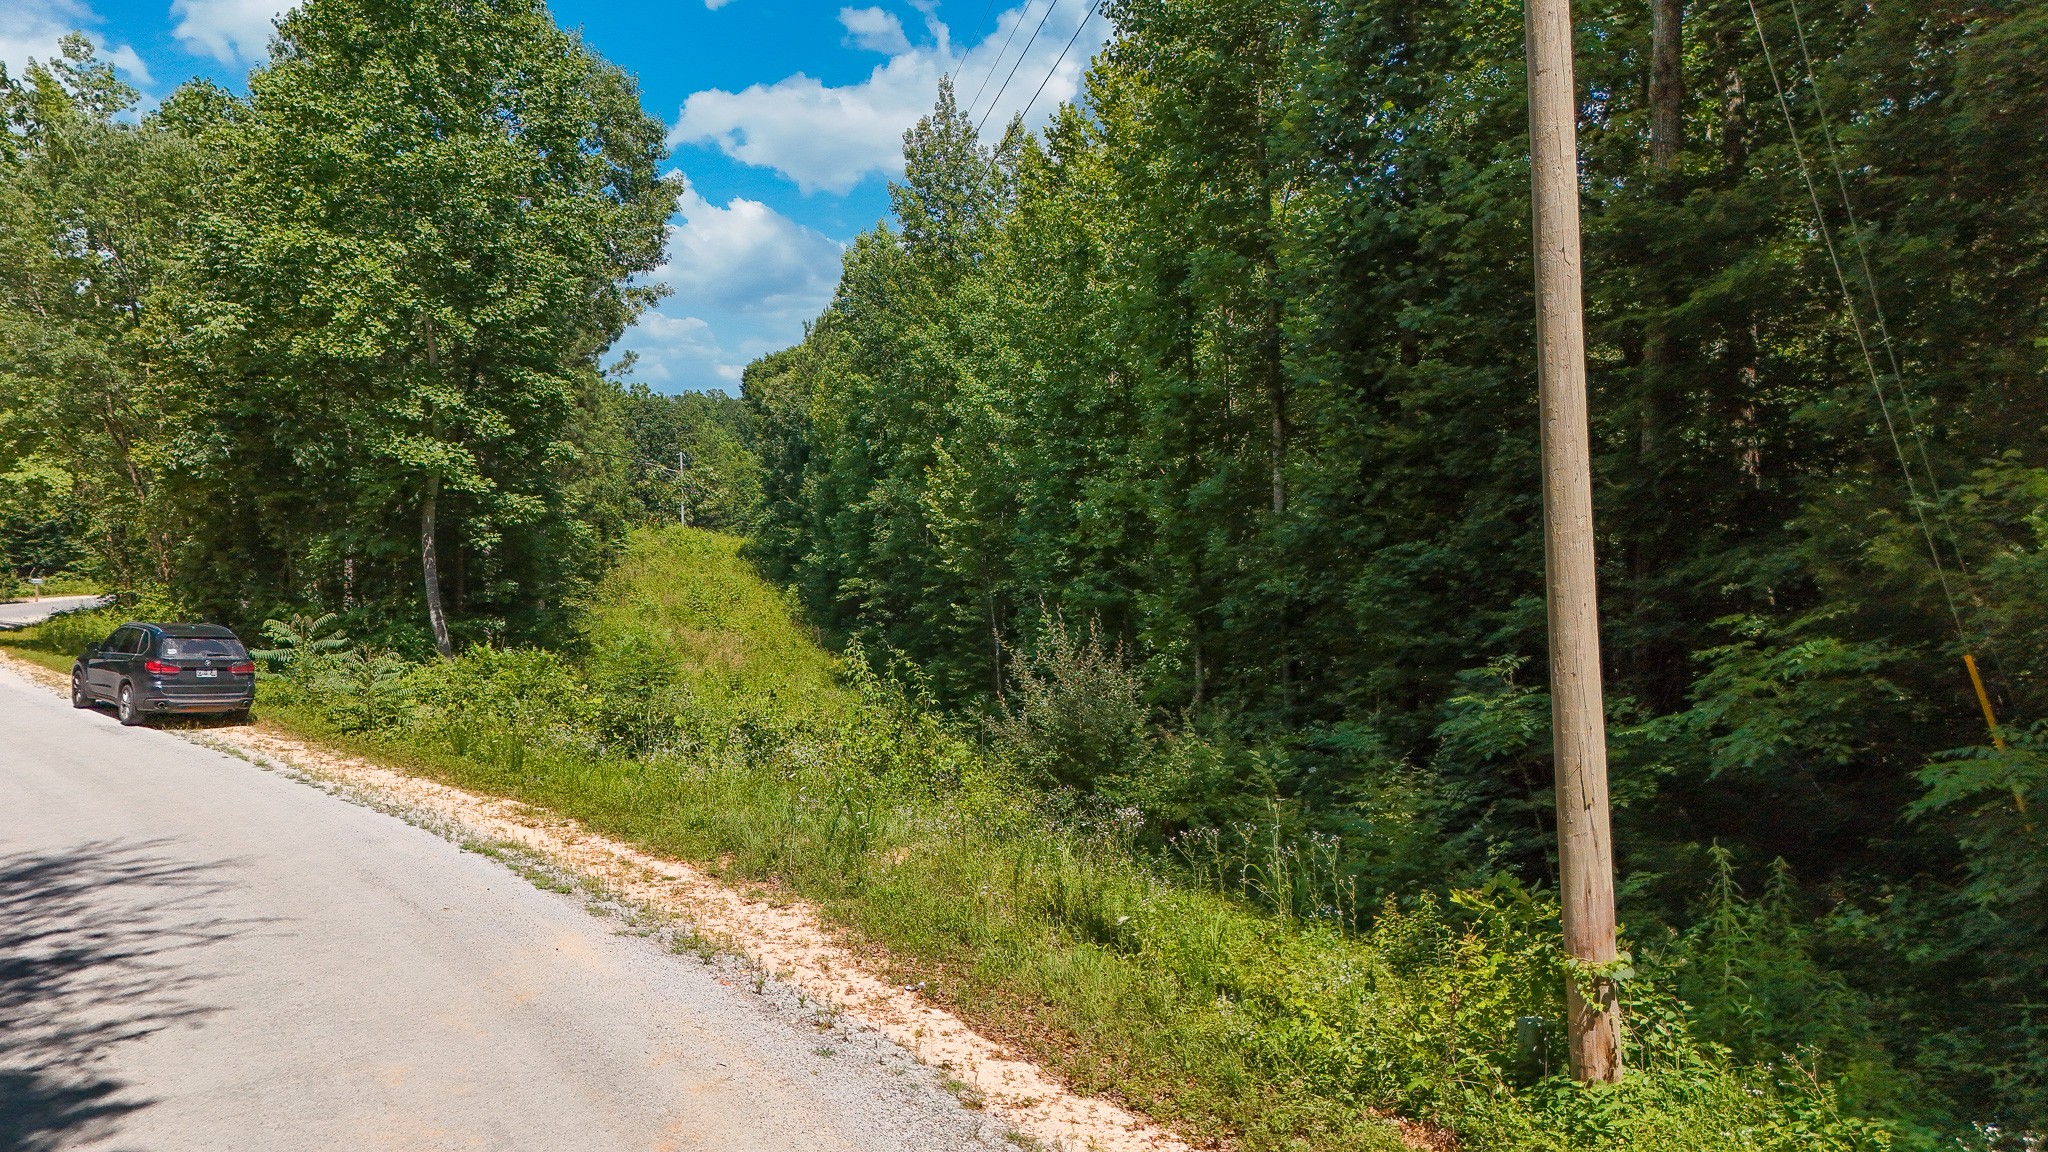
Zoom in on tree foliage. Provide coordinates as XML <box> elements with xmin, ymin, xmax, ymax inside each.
<box><xmin>0</xmin><ymin>1</ymin><xmax>673</xmax><ymax>651</ymax></box>
<box><xmin>6</xmin><ymin>0</ymin><xmax>2047</xmax><ymax>1138</ymax></box>
<box><xmin>747</xmin><ymin>0</ymin><xmax>2048</xmax><ymax>1135</ymax></box>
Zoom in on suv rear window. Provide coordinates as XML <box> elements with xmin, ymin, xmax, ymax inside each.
<box><xmin>159</xmin><ymin>637</ymin><xmax>248</xmax><ymax>659</ymax></box>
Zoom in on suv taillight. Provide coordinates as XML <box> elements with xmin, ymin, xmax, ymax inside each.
<box><xmin>229</xmin><ymin>661</ymin><xmax>256</xmax><ymax>675</ymax></box>
<box><xmin>143</xmin><ymin>659</ymin><xmax>178</xmax><ymax>675</ymax></box>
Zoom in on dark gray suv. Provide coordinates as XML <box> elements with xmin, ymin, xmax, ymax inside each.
<box><xmin>72</xmin><ymin>622</ymin><xmax>256</xmax><ymax>726</ymax></box>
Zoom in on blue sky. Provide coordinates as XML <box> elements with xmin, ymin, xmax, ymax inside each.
<box><xmin>1</xmin><ymin>0</ymin><xmax>1110</xmax><ymax>392</ymax></box>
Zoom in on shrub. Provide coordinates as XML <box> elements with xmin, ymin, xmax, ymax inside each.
<box><xmin>253</xmin><ymin>613</ymin><xmax>352</xmax><ymax>701</ymax></box>
<box><xmin>989</xmin><ymin>615</ymin><xmax>1151</xmax><ymax>791</ymax></box>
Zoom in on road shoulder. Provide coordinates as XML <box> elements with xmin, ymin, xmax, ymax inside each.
<box><xmin>0</xmin><ymin>649</ymin><xmax>1195</xmax><ymax>1152</ymax></box>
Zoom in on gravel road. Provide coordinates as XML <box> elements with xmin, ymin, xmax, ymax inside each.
<box><xmin>0</xmin><ymin>664</ymin><xmax>1002</xmax><ymax>1151</ymax></box>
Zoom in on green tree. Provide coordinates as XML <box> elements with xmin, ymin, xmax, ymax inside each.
<box><xmin>158</xmin><ymin>0</ymin><xmax>671</xmax><ymax>653</ymax></box>
<box><xmin>0</xmin><ymin>37</ymin><xmax>207</xmax><ymax>587</ymax></box>
<box><xmin>616</xmin><ymin>380</ymin><xmax>763</xmax><ymax>532</ymax></box>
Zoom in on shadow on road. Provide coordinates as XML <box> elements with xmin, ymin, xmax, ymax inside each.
<box><xmin>151</xmin><ymin>714</ymin><xmax>263</xmax><ymax>733</ymax></box>
<box><xmin>59</xmin><ymin>706</ymin><xmax>261</xmax><ymax>734</ymax></box>
<box><xmin>0</xmin><ymin>841</ymin><xmax>259</xmax><ymax>1152</ymax></box>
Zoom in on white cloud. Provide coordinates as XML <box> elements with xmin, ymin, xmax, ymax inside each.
<box><xmin>668</xmin><ymin>59</ymin><xmax>938</xmax><ymax>196</ymax></box>
<box><xmin>658</xmin><ymin>176</ymin><xmax>846</xmax><ymax>322</ymax></box>
<box><xmin>616</xmin><ymin>176</ymin><xmax>846</xmax><ymax>390</ymax></box>
<box><xmin>840</xmin><ymin>6</ymin><xmax>909</xmax><ymax>55</ymax></box>
<box><xmin>171</xmin><ymin>0</ymin><xmax>292</xmax><ymax>64</ymax></box>
<box><xmin>101</xmin><ymin>43</ymin><xmax>150</xmax><ymax>81</ymax></box>
<box><xmin>669</xmin><ymin>0</ymin><xmax>1108</xmax><ymax>195</ymax></box>
<box><xmin>0</xmin><ymin>0</ymin><xmax>151</xmax><ymax>85</ymax></box>
<box><xmin>619</xmin><ymin>312</ymin><xmax>748</xmax><ymax>389</ymax></box>
<box><xmin>622</xmin><ymin>313</ymin><xmax>723</xmax><ymax>386</ymax></box>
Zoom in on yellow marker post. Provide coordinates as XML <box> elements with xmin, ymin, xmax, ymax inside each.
<box><xmin>1965</xmin><ymin>653</ymin><xmax>2005</xmax><ymax>750</ymax></box>
<box><xmin>1966</xmin><ymin>653</ymin><xmax>2032</xmax><ymax>831</ymax></box>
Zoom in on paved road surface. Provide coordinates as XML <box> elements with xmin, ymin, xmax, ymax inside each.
<box><xmin>0</xmin><ymin>595</ymin><xmax>106</xmax><ymax>629</ymax></box>
<box><xmin>0</xmin><ymin>664</ymin><xmax>998</xmax><ymax>1151</ymax></box>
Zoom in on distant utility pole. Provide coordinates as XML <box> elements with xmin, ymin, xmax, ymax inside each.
<box><xmin>678</xmin><ymin>450</ymin><xmax>690</xmax><ymax>527</ymax></box>
<box><xmin>1525</xmin><ymin>0</ymin><xmax>1623</xmax><ymax>1083</ymax></box>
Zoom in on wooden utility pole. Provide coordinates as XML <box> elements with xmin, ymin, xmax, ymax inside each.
<box><xmin>678</xmin><ymin>450</ymin><xmax>690</xmax><ymax>527</ymax></box>
<box><xmin>1524</xmin><ymin>0</ymin><xmax>1623</xmax><ymax>1083</ymax></box>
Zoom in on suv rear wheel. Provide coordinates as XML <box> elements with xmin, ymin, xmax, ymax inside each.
<box><xmin>117</xmin><ymin>682</ymin><xmax>149</xmax><ymax>727</ymax></box>
<box><xmin>71</xmin><ymin>671</ymin><xmax>92</xmax><ymax>709</ymax></box>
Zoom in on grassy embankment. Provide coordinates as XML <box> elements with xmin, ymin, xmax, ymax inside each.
<box><xmin>1</xmin><ymin>574</ymin><xmax>104</xmax><ymax>602</ymax></box>
<box><xmin>0</xmin><ymin>528</ymin><xmax>1897</xmax><ymax>1152</ymax></box>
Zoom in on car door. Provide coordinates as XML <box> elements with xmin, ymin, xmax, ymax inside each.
<box><xmin>119</xmin><ymin>627</ymin><xmax>154</xmax><ymax>687</ymax></box>
<box><xmin>87</xmin><ymin>628</ymin><xmax>133</xmax><ymax>695</ymax></box>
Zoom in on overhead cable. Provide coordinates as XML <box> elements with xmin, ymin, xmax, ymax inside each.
<box><xmin>1017</xmin><ymin>0</ymin><xmax>1104</xmax><ymax>126</ymax></box>
<box><xmin>975</xmin><ymin>0</ymin><xmax>1063</xmax><ymax>134</ymax></box>
<box><xmin>1745</xmin><ymin>0</ymin><xmax>1965</xmax><ymax>640</ymax></box>
<box><xmin>1783</xmin><ymin>0</ymin><xmax>1974</xmax><ymax>590</ymax></box>
<box><xmin>964</xmin><ymin>0</ymin><xmax>1042</xmax><ymax>121</ymax></box>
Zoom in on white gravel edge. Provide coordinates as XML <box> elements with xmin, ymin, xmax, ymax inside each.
<box><xmin>2</xmin><ymin>650</ymin><xmax>1198</xmax><ymax>1152</ymax></box>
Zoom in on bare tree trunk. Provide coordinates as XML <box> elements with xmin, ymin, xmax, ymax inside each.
<box><xmin>1642</xmin><ymin>0</ymin><xmax>1687</xmax><ymax>461</ymax></box>
<box><xmin>988</xmin><ymin>585</ymin><xmax>1004</xmax><ymax>701</ymax></box>
<box><xmin>1268</xmin><ymin>380</ymin><xmax>1286</xmax><ymax>514</ymax></box>
<box><xmin>1718</xmin><ymin>22</ymin><xmax>1747</xmax><ymax>176</ymax></box>
<box><xmin>421</xmin><ymin>476</ymin><xmax>453</xmax><ymax>658</ymax></box>
<box><xmin>101</xmin><ymin>405</ymin><xmax>172</xmax><ymax>585</ymax></box>
<box><xmin>1649</xmin><ymin>0</ymin><xmax>1685</xmax><ymax>177</ymax></box>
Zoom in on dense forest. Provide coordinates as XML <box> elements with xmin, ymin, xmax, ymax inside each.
<box><xmin>4</xmin><ymin>0</ymin><xmax>2045</xmax><ymax>1142</ymax></box>
<box><xmin>740</xmin><ymin>0</ymin><xmax>2048</xmax><ymax>1137</ymax></box>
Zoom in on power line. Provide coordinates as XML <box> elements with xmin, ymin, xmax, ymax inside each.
<box><xmin>1747</xmin><ymin>0</ymin><xmax>2025</xmax><ymax>800</ymax></box>
<box><xmin>965</xmin><ymin>0</ymin><xmax>1002</xmax><ymax>48</ymax></box>
<box><xmin>1770</xmin><ymin>0</ymin><xmax>2024</xmax><ymax>823</ymax></box>
<box><xmin>946</xmin><ymin>0</ymin><xmax>1003</xmax><ymax>99</ymax></box>
<box><xmin>1016</xmin><ymin>0</ymin><xmax>1103</xmax><ymax>126</ymax></box>
<box><xmin>976</xmin><ymin>0</ymin><xmax>1062</xmax><ymax>135</ymax></box>
<box><xmin>1744</xmin><ymin>0</ymin><xmax>1965</xmax><ymax>642</ymax></box>
<box><xmin>964</xmin><ymin>0</ymin><xmax>1041</xmax><ymax>121</ymax></box>
<box><xmin>1782</xmin><ymin>0</ymin><xmax>1974</xmax><ymax>592</ymax></box>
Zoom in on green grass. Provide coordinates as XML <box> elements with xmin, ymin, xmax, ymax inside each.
<box><xmin>0</xmin><ymin>529</ymin><xmax>1902</xmax><ymax>1152</ymax></box>
<box><xmin>3</xmin><ymin>643</ymin><xmax>74</xmax><ymax>675</ymax></box>
<box><xmin>0</xmin><ymin>574</ymin><xmax>103</xmax><ymax>601</ymax></box>
<box><xmin>577</xmin><ymin>527</ymin><xmax>847</xmax><ymax>727</ymax></box>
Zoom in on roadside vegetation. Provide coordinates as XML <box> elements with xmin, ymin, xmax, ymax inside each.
<box><xmin>5</xmin><ymin>0</ymin><xmax>2045</xmax><ymax>1146</ymax></box>
<box><xmin>2</xmin><ymin>529</ymin><xmax>1902</xmax><ymax>1151</ymax></box>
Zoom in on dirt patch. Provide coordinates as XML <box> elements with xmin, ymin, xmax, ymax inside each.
<box><xmin>2</xmin><ymin>650</ymin><xmax>1201</xmax><ymax>1152</ymax></box>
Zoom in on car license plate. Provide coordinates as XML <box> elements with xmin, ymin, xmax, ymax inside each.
<box><xmin>196</xmin><ymin>669</ymin><xmax>218</xmax><ymax>679</ymax></box>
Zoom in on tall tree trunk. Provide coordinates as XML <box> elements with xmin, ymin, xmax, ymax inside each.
<box><xmin>1649</xmin><ymin>0</ymin><xmax>1685</xmax><ymax>178</ymax></box>
<box><xmin>987</xmin><ymin>583</ymin><xmax>1004</xmax><ymax>701</ymax></box>
<box><xmin>1642</xmin><ymin>0</ymin><xmax>1686</xmax><ymax>461</ymax></box>
<box><xmin>102</xmin><ymin>405</ymin><xmax>172</xmax><ymax>585</ymax></box>
<box><xmin>1268</xmin><ymin>377</ymin><xmax>1286</xmax><ymax>514</ymax></box>
<box><xmin>417</xmin><ymin>319</ymin><xmax>454</xmax><ymax>658</ymax></box>
<box><xmin>1717</xmin><ymin>22</ymin><xmax>1747</xmax><ymax>176</ymax></box>
<box><xmin>421</xmin><ymin>476</ymin><xmax>453</xmax><ymax>658</ymax></box>
<box><xmin>1264</xmin><ymin>280</ymin><xmax>1286</xmax><ymax>514</ymax></box>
